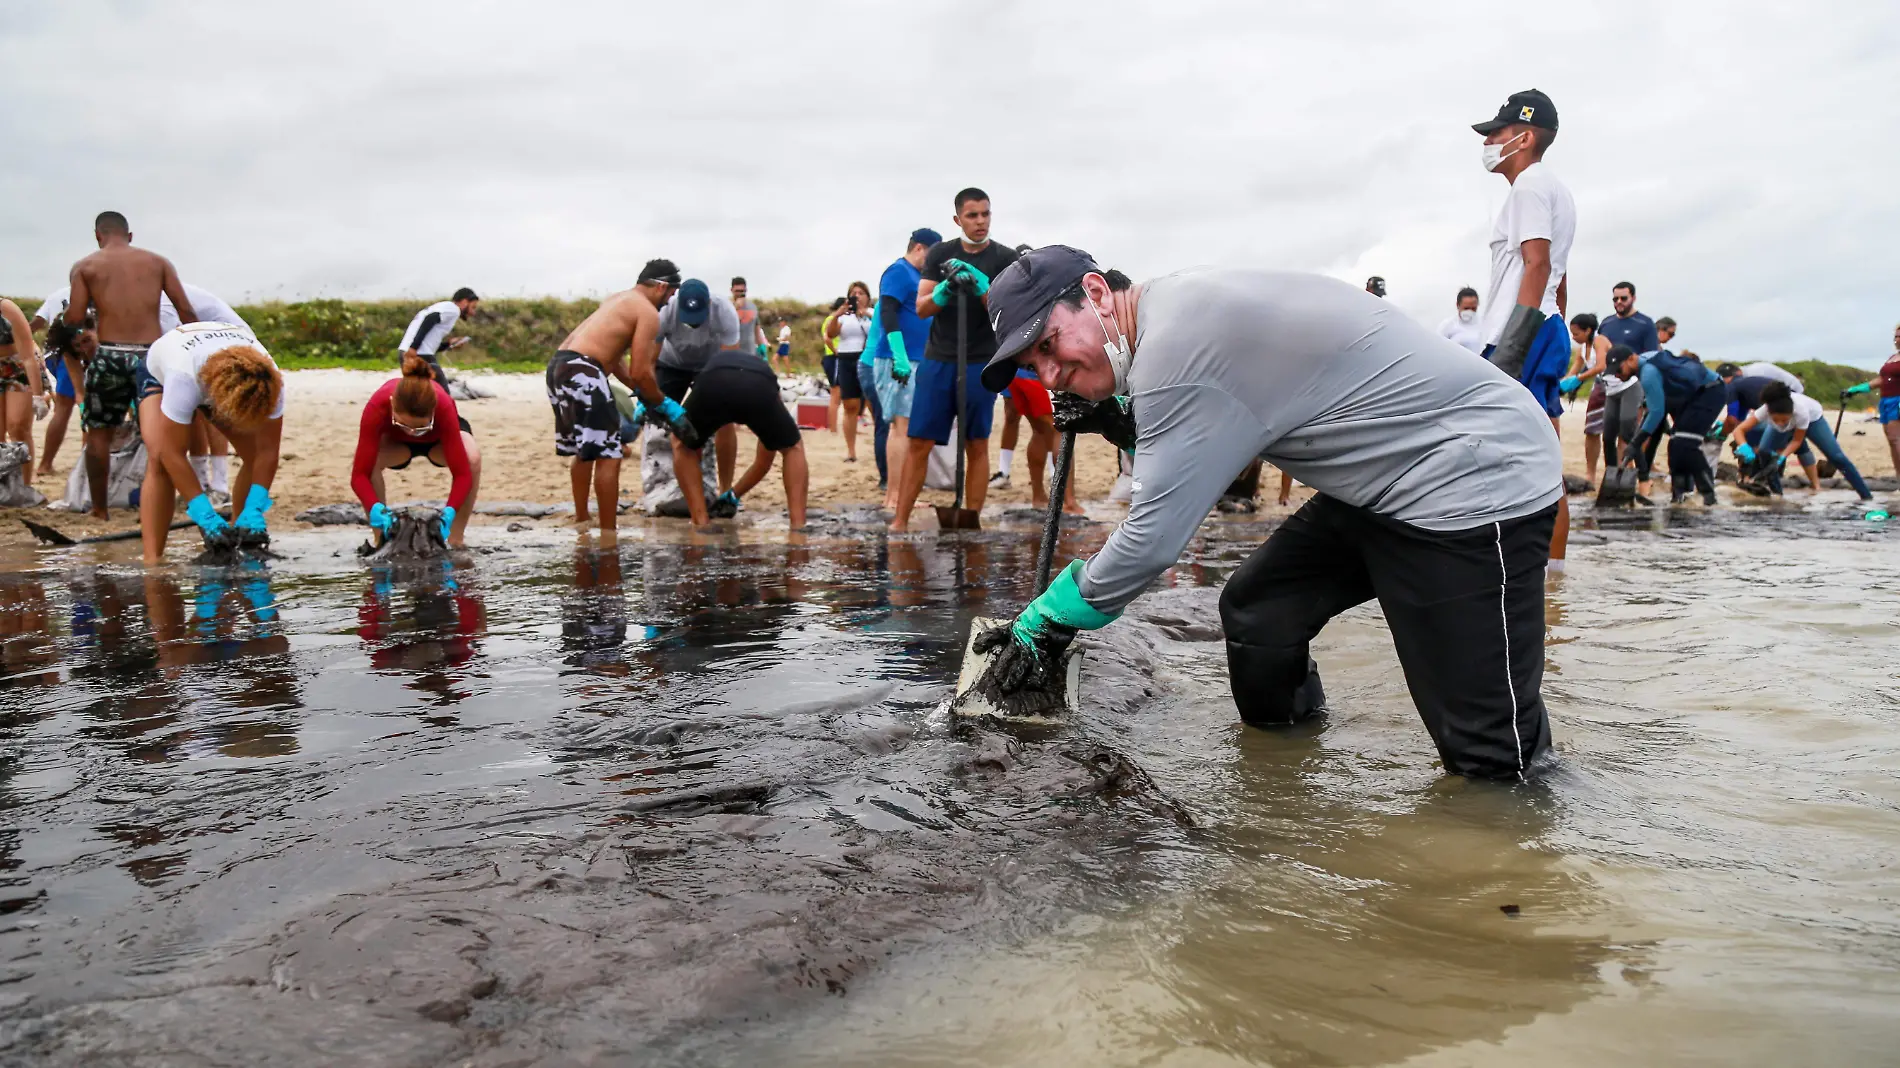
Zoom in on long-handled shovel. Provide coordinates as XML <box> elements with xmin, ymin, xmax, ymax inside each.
<box><xmin>21</xmin><ymin>518</ymin><xmax>191</xmax><ymax>546</ymax></box>
<box><xmin>933</xmin><ymin>276</ymin><xmax>982</xmax><ymax>531</ymax></box>
<box><xmin>949</xmin><ymin>430</ymin><xmax>1082</xmax><ymax>722</ymax></box>
<box><xmin>1817</xmin><ymin>391</ymin><xmax>1848</xmax><ymax>480</ymax></box>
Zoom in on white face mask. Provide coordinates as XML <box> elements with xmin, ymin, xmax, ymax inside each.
<box><xmin>1481</xmin><ymin>132</ymin><xmax>1527</xmax><ymax>173</ymax></box>
<box><xmin>1457</xmin><ymin>308</ymin><xmax>1476</xmax><ymax>323</ymax></box>
<box><xmin>1087</xmin><ymin>291</ymin><xmax>1134</xmax><ymax>394</ymax></box>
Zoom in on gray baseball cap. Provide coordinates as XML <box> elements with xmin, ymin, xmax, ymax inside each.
<box><xmin>980</xmin><ymin>244</ymin><xmax>1101</xmax><ymax>393</ymax></box>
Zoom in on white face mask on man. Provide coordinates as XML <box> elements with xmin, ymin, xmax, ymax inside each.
<box><xmin>1481</xmin><ymin>132</ymin><xmax>1528</xmax><ymax>172</ymax></box>
<box><xmin>1087</xmin><ymin>289</ymin><xmax>1134</xmax><ymax>394</ymax></box>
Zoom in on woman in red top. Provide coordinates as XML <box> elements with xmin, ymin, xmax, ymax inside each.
<box><xmin>351</xmin><ymin>353</ymin><xmax>481</xmax><ymax>546</ymax></box>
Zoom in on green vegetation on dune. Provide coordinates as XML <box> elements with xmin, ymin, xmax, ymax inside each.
<box><xmin>1775</xmin><ymin>361</ymin><xmax>1881</xmax><ymax>409</ymax></box>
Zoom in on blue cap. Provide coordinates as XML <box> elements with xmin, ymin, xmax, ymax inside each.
<box><xmin>909</xmin><ymin>228</ymin><xmax>942</xmax><ymax>249</ymax></box>
<box><xmin>677</xmin><ymin>279</ymin><xmax>710</xmax><ymax>326</ymax></box>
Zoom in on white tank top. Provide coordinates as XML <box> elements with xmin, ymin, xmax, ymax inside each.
<box><xmin>835</xmin><ymin>313</ymin><xmax>870</xmax><ymax>354</ymax></box>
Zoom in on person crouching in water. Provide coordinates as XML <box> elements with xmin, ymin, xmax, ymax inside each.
<box><xmin>136</xmin><ymin>321</ymin><xmax>285</xmax><ymax>564</ymax></box>
<box><xmin>658</xmin><ymin>344</ymin><xmax>809</xmax><ymax>531</ymax></box>
<box><xmin>1729</xmin><ymin>380</ymin><xmax>1878</xmax><ymax>507</ymax></box>
<box><xmin>1606</xmin><ymin>343</ymin><xmax>1723</xmax><ymax>504</ymax></box>
<box><xmin>351</xmin><ymin>352</ymin><xmax>482</xmax><ymax>547</ymax></box>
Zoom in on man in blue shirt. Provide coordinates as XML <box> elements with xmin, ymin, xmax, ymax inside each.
<box><xmin>1597</xmin><ymin>281</ymin><xmax>1658</xmax><ymax>356</ymax></box>
<box><xmin>1609</xmin><ymin>345</ymin><xmax>1723</xmax><ymax>504</ymax></box>
<box><xmin>857</xmin><ymin>228</ymin><xmax>938</xmax><ymax>499</ymax></box>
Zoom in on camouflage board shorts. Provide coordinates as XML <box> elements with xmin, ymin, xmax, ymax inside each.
<box><xmin>545</xmin><ymin>350</ymin><xmax>623</xmax><ymax>461</ymax></box>
<box><xmin>82</xmin><ymin>344</ymin><xmax>147</xmax><ymax>431</ymax></box>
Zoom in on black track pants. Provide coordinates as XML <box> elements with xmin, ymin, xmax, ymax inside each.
<box><xmin>1218</xmin><ymin>495</ymin><xmax>1557</xmax><ymax>780</ymax></box>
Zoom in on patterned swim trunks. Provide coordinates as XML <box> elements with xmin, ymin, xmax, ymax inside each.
<box><xmin>0</xmin><ymin>356</ymin><xmax>29</xmax><ymax>392</ymax></box>
<box><xmin>82</xmin><ymin>344</ymin><xmax>147</xmax><ymax>430</ymax></box>
<box><xmin>545</xmin><ymin>350</ymin><xmax>623</xmax><ymax>461</ymax></box>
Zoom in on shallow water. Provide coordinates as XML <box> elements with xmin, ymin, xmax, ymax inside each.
<box><xmin>0</xmin><ymin>497</ymin><xmax>1895</xmax><ymax>1066</ymax></box>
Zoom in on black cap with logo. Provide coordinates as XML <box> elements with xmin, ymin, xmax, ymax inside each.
<box><xmin>1472</xmin><ymin>89</ymin><xmax>1558</xmax><ymax>134</ymax></box>
<box><xmin>980</xmin><ymin>244</ymin><xmax>1101</xmax><ymax>393</ymax></box>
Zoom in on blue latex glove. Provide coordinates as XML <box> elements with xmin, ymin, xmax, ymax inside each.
<box><xmin>368</xmin><ymin>502</ymin><xmax>397</xmax><ymax>537</ymax></box>
<box><xmin>943</xmin><ymin>258</ymin><xmax>992</xmax><ymax>297</ymax></box>
<box><xmin>438</xmin><ymin>504</ymin><xmax>456</xmax><ymax>543</ymax></box>
<box><xmin>971</xmin><ymin>559</ymin><xmax>1118</xmax><ymax>694</ymax></box>
<box><xmin>710</xmin><ymin>489</ymin><xmax>741</xmax><ymax>519</ymax></box>
<box><xmin>234</xmin><ymin>484</ymin><xmax>272</xmax><ymax>536</ymax></box>
<box><xmin>1559</xmin><ymin>375</ymin><xmax>1581</xmax><ymax>394</ymax></box>
<box><xmin>186</xmin><ymin>493</ymin><xmax>230</xmax><ymax>538</ymax></box>
<box><xmin>240</xmin><ymin>576</ymin><xmax>278</xmax><ymax>623</ymax></box>
<box><xmin>651</xmin><ymin>396</ymin><xmax>701</xmax><ymax>448</ymax></box>
<box><xmin>888</xmin><ymin>332</ymin><xmax>913</xmax><ymax>383</ymax></box>
<box><xmin>1844</xmin><ymin>382</ymin><xmax>1873</xmax><ymax>396</ymax></box>
<box><xmin>1734</xmin><ymin>443</ymin><xmax>1757</xmax><ymax>464</ymax></box>
<box><xmin>629</xmin><ymin>400</ymin><xmax>646</xmax><ymax>425</ymax></box>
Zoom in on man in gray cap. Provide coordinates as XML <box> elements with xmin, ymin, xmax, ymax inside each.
<box><xmin>971</xmin><ymin>246</ymin><xmax>1564</xmax><ymax>780</ymax></box>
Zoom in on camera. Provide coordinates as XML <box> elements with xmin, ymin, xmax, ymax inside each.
<box><xmin>847</xmin><ymin>293</ymin><xmax>859</xmax><ymax>313</ymax></box>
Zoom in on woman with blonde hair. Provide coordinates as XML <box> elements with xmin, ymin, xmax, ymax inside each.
<box><xmin>0</xmin><ymin>298</ymin><xmax>46</xmax><ymax>484</ymax></box>
<box><xmin>136</xmin><ymin>321</ymin><xmax>285</xmax><ymax>564</ymax></box>
<box><xmin>351</xmin><ymin>351</ymin><xmax>481</xmax><ymax>546</ymax></box>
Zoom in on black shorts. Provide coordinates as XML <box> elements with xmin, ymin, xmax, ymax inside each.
<box><xmin>684</xmin><ymin>365</ymin><xmax>801</xmax><ymax>452</ymax></box>
<box><xmin>835</xmin><ymin>353</ymin><xmax>865</xmax><ymax>401</ymax></box>
<box><xmin>656</xmin><ymin>364</ymin><xmax>696</xmax><ymax>403</ymax></box>
<box><xmin>389</xmin><ymin>416</ymin><xmax>472</xmax><ymax>470</ymax></box>
<box><xmin>545</xmin><ymin>350</ymin><xmax>623</xmax><ymax>460</ymax></box>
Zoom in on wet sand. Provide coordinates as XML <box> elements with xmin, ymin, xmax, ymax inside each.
<box><xmin>8</xmin><ymin>369</ymin><xmax>1894</xmax><ymax>554</ymax></box>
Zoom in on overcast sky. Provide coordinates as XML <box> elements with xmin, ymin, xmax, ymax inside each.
<box><xmin>3</xmin><ymin>0</ymin><xmax>1895</xmax><ymax>367</ymax></box>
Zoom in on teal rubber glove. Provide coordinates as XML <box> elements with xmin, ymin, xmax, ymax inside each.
<box><xmin>1559</xmin><ymin>375</ymin><xmax>1581</xmax><ymax>394</ymax></box>
<box><xmin>931</xmin><ymin>276</ymin><xmax>955</xmax><ymax>307</ymax></box>
<box><xmin>186</xmin><ymin>493</ymin><xmax>230</xmax><ymax>538</ymax></box>
<box><xmin>235</xmin><ymin>484</ymin><xmax>272</xmax><ymax>536</ymax></box>
<box><xmin>1734</xmin><ymin>443</ymin><xmax>1757</xmax><ymax>464</ymax></box>
<box><xmin>888</xmin><ymin>332</ymin><xmax>912</xmax><ymax>383</ymax></box>
<box><xmin>971</xmin><ymin>559</ymin><xmax>1118</xmax><ymax>695</ymax></box>
<box><xmin>1844</xmin><ymin>382</ymin><xmax>1872</xmax><ymax>396</ymax></box>
<box><xmin>709</xmin><ymin>489</ymin><xmax>741</xmax><ymax>519</ymax></box>
<box><xmin>756</xmin><ymin>343</ymin><xmax>769</xmax><ymax>359</ymax></box>
<box><xmin>368</xmin><ymin>502</ymin><xmax>397</xmax><ymax>537</ymax></box>
<box><xmin>653</xmin><ymin>396</ymin><xmax>701</xmax><ymax>448</ymax></box>
<box><xmin>438</xmin><ymin>505</ymin><xmax>456</xmax><ymax>543</ymax></box>
<box><xmin>943</xmin><ymin>258</ymin><xmax>992</xmax><ymax>297</ymax></box>
<box><xmin>629</xmin><ymin>400</ymin><xmax>646</xmax><ymax>425</ymax></box>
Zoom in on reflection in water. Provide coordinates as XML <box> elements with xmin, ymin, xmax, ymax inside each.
<box><xmin>0</xmin><ymin>520</ymin><xmax>1894</xmax><ymax>1066</ymax></box>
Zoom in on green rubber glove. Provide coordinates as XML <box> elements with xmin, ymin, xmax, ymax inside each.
<box><xmin>971</xmin><ymin>559</ymin><xmax>1118</xmax><ymax>695</ymax></box>
<box><xmin>1844</xmin><ymin>382</ymin><xmax>1873</xmax><ymax>396</ymax></box>
<box><xmin>888</xmin><ymin>332</ymin><xmax>912</xmax><ymax>383</ymax></box>
<box><xmin>943</xmin><ymin>258</ymin><xmax>992</xmax><ymax>297</ymax></box>
<box><xmin>931</xmin><ymin>276</ymin><xmax>956</xmax><ymax>306</ymax></box>
<box><xmin>756</xmin><ymin>343</ymin><xmax>769</xmax><ymax>359</ymax></box>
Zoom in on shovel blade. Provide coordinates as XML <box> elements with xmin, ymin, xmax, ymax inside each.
<box><xmin>949</xmin><ymin>615</ymin><xmax>1082</xmax><ymax>724</ymax></box>
<box><xmin>20</xmin><ymin>519</ymin><xmax>77</xmax><ymax>546</ymax></box>
<box><xmin>933</xmin><ymin>505</ymin><xmax>982</xmax><ymax>530</ymax></box>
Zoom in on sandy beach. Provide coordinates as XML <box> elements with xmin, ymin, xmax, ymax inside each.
<box><xmin>4</xmin><ymin>367</ymin><xmax>1893</xmax><ymax>554</ymax></box>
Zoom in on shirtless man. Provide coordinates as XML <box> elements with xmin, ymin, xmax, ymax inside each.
<box><xmin>546</xmin><ymin>259</ymin><xmax>695</xmax><ymax>532</ymax></box>
<box><xmin>64</xmin><ymin>211</ymin><xmax>197</xmax><ymax>519</ymax></box>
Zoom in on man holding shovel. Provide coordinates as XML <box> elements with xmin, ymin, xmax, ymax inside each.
<box><xmin>969</xmin><ymin>246</ymin><xmax>1563</xmax><ymax>781</ymax></box>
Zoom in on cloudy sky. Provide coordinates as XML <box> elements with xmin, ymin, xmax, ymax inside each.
<box><xmin>3</xmin><ymin>0</ymin><xmax>1895</xmax><ymax>366</ymax></box>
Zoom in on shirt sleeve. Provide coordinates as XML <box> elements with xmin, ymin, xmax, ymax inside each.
<box><xmin>1507</xmin><ymin>177</ymin><xmax>1557</xmax><ymax>246</ymax></box>
<box><xmin>920</xmin><ymin>245</ymin><xmax>946</xmax><ymax>283</ymax></box>
<box><xmin>714</xmin><ymin>299</ymin><xmax>740</xmax><ymax>347</ymax></box>
<box><xmin>1076</xmin><ymin>383</ymin><xmax>1269</xmax><ymax>616</ymax></box>
<box><xmin>1638</xmin><ymin>321</ymin><xmax>1659</xmax><ymax>354</ymax></box>
<box><xmin>435</xmin><ymin>392</ymin><xmax>473</xmax><ymax>512</ymax></box>
<box><xmin>351</xmin><ymin>392</ymin><xmax>389</xmax><ymax>511</ymax></box>
<box><xmin>408</xmin><ymin>312</ymin><xmax>442</xmax><ymax>352</ymax></box>
<box><xmin>1638</xmin><ymin>363</ymin><xmax>1667</xmax><ymax>437</ymax></box>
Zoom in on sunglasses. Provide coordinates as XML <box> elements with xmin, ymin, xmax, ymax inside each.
<box><xmin>393</xmin><ymin>414</ymin><xmax>434</xmax><ymax>435</ymax></box>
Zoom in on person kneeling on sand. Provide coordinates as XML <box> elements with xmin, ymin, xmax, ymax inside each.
<box><xmin>136</xmin><ymin>321</ymin><xmax>286</xmax><ymax>564</ymax></box>
<box><xmin>545</xmin><ymin>259</ymin><xmax>693</xmax><ymax>533</ymax></box>
<box><xmin>660</xmin><ymin>344</ymin><xmax>809</xmax><ymax>531</ymax></box>
<box><xmin>352</xmin><ymin>352</ymin><xmax>482</xmax><ymax>547</ymax></box>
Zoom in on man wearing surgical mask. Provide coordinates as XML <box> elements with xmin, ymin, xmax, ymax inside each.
<box><xmin>1437</xmin><ymin>286</ymin><xmax>1484</xmax><ymax>354</ymax></box>
<box><xmin>1474</xmin><ymin>87</ymin><xmax>1575</xmax><ymax>571</ymax></box>
<box><xmin>970</xmin><ymin>246</ymin><xmax>1564</xmax><ymax>781</ymax></box>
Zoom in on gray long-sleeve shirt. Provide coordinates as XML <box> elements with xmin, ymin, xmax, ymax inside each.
<box><xmin>1077</xmin><ymin>268</ymin><xmax>1563</xmax><ymax>616</ymax></box>
<box><xmin>657</xmin><ymin>292</ymin><xmax>741</xmax><ymax>372</ymax></box>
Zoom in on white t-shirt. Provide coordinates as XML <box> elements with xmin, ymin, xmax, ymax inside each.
<box><xmin>1436</xmin><ymin>312</ymin><xmax>1485</xmax><ymax>354</ymax></box>
<box><xmin>1753</xmin><ymin>392</ymin><xmax>1824</xmax><ymax>431</ymax></box>
<box><xmin>33</xmin><ymin>286</ymin><xmax>69</xmax><ymax>325</ymax></box>
<box><xmin>1480</xmin><ymin>161</ymin><xmax>1576</xmax><ymax>346</ymax></box>
<box><xmin>146</xmin><ymin>322</ymin><xmax>285</xmax><ymax>426</ymax></box>
<box><xmin>161</xmin><ymin>284</ymin><xmax>247</xmax><ymax>333</ymax></box>
<box><xmin>1741</xmin><ymin>361</ymin><xmax>1804</xmax><ymax>394</ymax></box>
<box><xmin>777</xmin><ymin>323</ymin><xmax>792</xmax><ymax>344</ymax></box>
<box><xmin>399</xmin><ymin>300</ymin><xmax>461</xmax><ymax>356</ymax></box>
<box><xmin>834</xmin><ymin>313</ymin><xmax>871</xmax><ymax>354</ymax></box>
